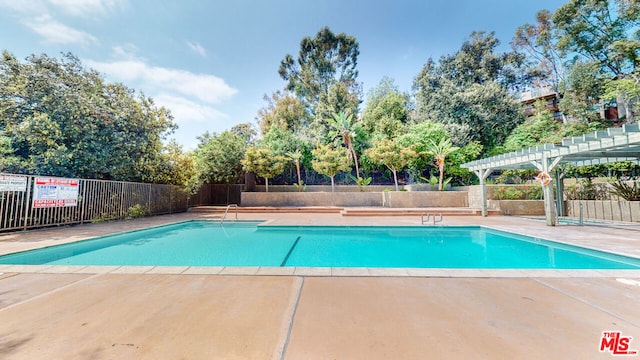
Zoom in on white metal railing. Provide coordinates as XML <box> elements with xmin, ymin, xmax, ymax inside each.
<box><xmin>421</xmin><ymin>212</ymin><xmax>443</xmax><ymax>225</ymax></box>
<box><xmin>0</xmin><ymin>173</ymin><xmax>189</xmax><ymax>232</ymax></box>
<box><xmin>221</xmin><ymin>204</ymin><xmax>238</xmax><ymax>223</ymax></box>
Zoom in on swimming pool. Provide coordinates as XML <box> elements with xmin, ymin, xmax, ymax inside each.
<box><xmin>1</xmin><ymin>220</ymin><xmax>639</xmax><ymax>269</ymax></box>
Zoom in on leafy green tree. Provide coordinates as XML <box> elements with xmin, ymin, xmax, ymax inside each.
<box><xmin>241</xmin><ymin>146</ymin><xmax>287</xmax><ymax>192</ymax></box>
<box><xmin>362</xmin><ymin>77</ymin><xmax>410</xmax><ymax>139</ymax></box>
<box><xmin>278</xmin><ymin>27</ymin><xmax>360</xmax><ymax>110</ymax></box>
<box><xmin>148</xmin><ymin>140</ymin><xmax>195</xmax><ymax>187</ymax></box>
<box><xmin>426</xmin><ymin>138</ymin><xmax>459</xmax><ymax>191</ymax></box>
<box><xmin>413</xmin><ymin>32</ymin><xmax>526</xmax><ymax>151</ymax></box>
<box><xmin>256</xmin><ymin>91</ymin><xmax>308</xmax><ymax>134</ymax></box>
<box><xmin>553</xmin><ymin>0</ymin><xmax>640</xmax><ymax>121</ymax></box>
<box><xmin>312</xmin><ymin>82</ymin><xmax>361</xmax><ymax>140</ymax></box>
<box><xmin>327</xmin><ymin>111</ymin><xmax>361</xmax><ymax>178</ymax></box>
<box><xmin>193</xmin><ymin>130</ymin><xmax>247</xmax><ymax>185</ymax></box>
<box><xmin>398</xmin><ymin>121</ymin><xmax>448</xmax><ymax>179</ymax></box>
<box><xmin>365</xmin><ymin>139</ymin><xmax>417</xmax><ymax>191</ymax></box>
<box><xmin>0</xmin><ymin>51</ymin><xmax>176</xmax><ymax>181</ymax></box>
<box><xmin>558</xmin><ymin>60</ymin><xmax>605</xmax><ymax>122</ymax></box>
<box><xmin>311</xmin><ymin>143</ymin><xmax>352</xmax><ymax>192</ymax></box>
<box><xmin>445</xmin><ymin>141</ymin><xmax>483</xmax><ymax>185</ymax></box>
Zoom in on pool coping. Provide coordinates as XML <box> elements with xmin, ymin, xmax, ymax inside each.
<box><xmin>1</xmin><ymin>213</ymin><xmax>639</xmax><ymax>278</ymax></box>
<box><xmin>1</xmin><ymin>265</ymin><xmax>639</xmax><ymax>278</ymax></box>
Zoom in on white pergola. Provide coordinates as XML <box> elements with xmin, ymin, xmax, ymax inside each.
<box><xmin>461</xmin><ymin>124</ymin><xmax>640</xmax><ymax>226</ymax></box>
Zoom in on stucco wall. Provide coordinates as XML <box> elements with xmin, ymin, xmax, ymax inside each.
<box><xmin>487</xmin><ymin>200</ymin><xmax>545</xmax><ymax>215</ymax></box>
<box><xmin>241</xmin><ymin>191</ymin><xmax>469</xmax><ymax>208</ymax></box>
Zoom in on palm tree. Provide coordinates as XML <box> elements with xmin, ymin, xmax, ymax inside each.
<box><xmin>426</xmin><ymin>138</ymin><xmax>459</xmax><ymax>191</ymax></box>
<box><xmin>327</xmin><ymin>111</ymin><xmax>360</xmax><ymax>178</ymax></box>
<box><xmin>286</xmin><ymin>150</ymin><xmax>303</xmax><ymax>190</ymax></box>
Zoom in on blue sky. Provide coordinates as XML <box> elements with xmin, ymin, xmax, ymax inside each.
<box><xmin>0</xmin><ymin>0</ymin><xmax>568</xmax><ymax>149</ymax></box>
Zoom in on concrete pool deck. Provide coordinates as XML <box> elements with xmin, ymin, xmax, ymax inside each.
<box><xmin>1</xmin><ymin>212</ymin><xmax>639</xmax><ymax>359</ymax></box>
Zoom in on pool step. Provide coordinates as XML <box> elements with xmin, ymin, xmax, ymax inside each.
<box><xmin>189</xmin><ymin>206</ymin><xmax>500</xmax><ymax>216</ymax></box>
<box><xmin>339</xmin><ymin>208</ymin><xmax>499</xmax><ymax>216</ymax></box>
<box><xmin>189</xmin><ymin>206</ymin><xmax>344</xmax><ymax>214</ymax></box>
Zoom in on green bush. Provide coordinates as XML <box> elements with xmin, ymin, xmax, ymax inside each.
<box><xmin>126</xmin><ymin>204</ymin><xmax>147</xmax><ymax>219</ymax></box>
<box><xmin>494</xmin><ymin>185</ymin><xmax>542</xmax><ymax>200</ymax></box>
<box><xmin>565</xmin><ymin>179</ymin><xmax>610</xmax><ymax>200</ymax></box>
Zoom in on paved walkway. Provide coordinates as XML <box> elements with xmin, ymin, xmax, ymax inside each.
<box><xmin>1</xmin><ymin>212</ymin><xmax>639</xmax><ymax>359</ymax></box>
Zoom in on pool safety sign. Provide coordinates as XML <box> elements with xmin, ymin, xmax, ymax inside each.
<box><xmin>32</xmin><ymin>177</ymin><xmax>79</xmax><ymax>208</ymax></box>
<box><xmin>0</xmin><ymin>175</ymin><xmax>28</xmax><ymax>192</ymax></box>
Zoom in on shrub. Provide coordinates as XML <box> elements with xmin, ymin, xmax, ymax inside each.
<box><xmin>609</xmin><ymin>180</ymin><xmax>640</xmax><ymax>201</ymax></box>
<box><xmin>564</xmin><ymin>179</ymin><xmax>610</xmax><ymax>200</ymax></box>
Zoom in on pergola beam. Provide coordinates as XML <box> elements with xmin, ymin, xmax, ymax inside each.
<box><xmin>461</xmin><ymin>125</ymin><xmax>640</xmax><ymax>226</ymax></box>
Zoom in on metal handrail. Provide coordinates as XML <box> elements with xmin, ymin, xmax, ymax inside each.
<box><xmin>221</xmin><ymin>204</ymin><xmax>238</xmax><ymax>223</ymax></box>
<box><xmin>421</xmin><ymin>212</ymin><xmax>443</xmax><ymax>225</ymax></box>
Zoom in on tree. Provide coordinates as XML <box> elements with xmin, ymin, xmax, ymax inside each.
<box><xmin>365</xmin><ymin>139</ymin><xmax>417</xmax><ymax>191</ymax></box>
<box><xmin>193</xmin><ymin>130</ymin><xmax>247</xmax><ymax>185</ymax></box>
<box><xmin>552</xmin><ymin>0</ymin><xmax>640</xmax><ymax>121</ymax></box>
<box><xmin>241</xmin><ymin>146</ymin><xmax>287</xmax><ymax>192</ymax></box>
<box><xmin>398</xmin><ymin>121</ymin><xmax>448</xmax><ymax>180</ymax></box>
<box><xmin>286</xmin><ymin>150</ymin><xmax>304</xmax><ymax>189</ymax></box>
<box><xmin>327</xmin><ymin>111</ymin><xmax>361</xmax><ymax>178</ymax></box>
<box><xmin>413</xmin><ymin>32</ymin><xmax>527</xmax><ymax>151</ymax></box>
<box><xmin>362</xmin><ymin>77</ymin><xmax>410</xmax><ymax>139</ymax></box>
<box><xmin>426</xmin><ymin>138</ymin><xmax>459</xmax><ymax>191</ymax></box>
<box><xmin>0</xmin><ymin>51</ymin><xmax>176</xmax><ymax>181</ymax></box>
<box><xmin>311</xmin><ymin>143</ymin><xmax>352</xmax><ymax>192</ymax></box>
<box><xmin>278</xmin><ymin>27</ymin><xmax>360</xmax><ymax>111</ymax></box>
<box><xmin>512</xmin><ymin>9</ymin><xmax>566</xmax><ymax>91</ymax></box>
<box><xmin>558</xmin><ymin>60</ymin><xmax>605</xmax><ymax>122</ymax></box>
<box><xmin>256</xmin><ymin>91</ymin><xmax>308</xmax><ymax>134</ymax></box>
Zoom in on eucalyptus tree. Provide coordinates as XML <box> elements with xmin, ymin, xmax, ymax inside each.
<box><xmin>552</xmin><ymin>0</ymin><xmax>640</xmax><ymax>122</ymax></box>
<box><xmin>512</xmin><ymin>9</ymin><xmax>566</xmax><ymax>91</ymax></box>
<box><xmin>278</xmin><ymin>26</ymin><xmax>360</xmax><ymax>111</ymax></box>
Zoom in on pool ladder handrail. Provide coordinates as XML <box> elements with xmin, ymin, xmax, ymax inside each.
<box><xmin>421</xmin><ymin>212</ymin><xmax>443</xmax><ymax>225</ymax></box>
<box><xmin>221</xmin><ymin>204</ymin><xmax>238</xmax><ymax>223</ymax></box>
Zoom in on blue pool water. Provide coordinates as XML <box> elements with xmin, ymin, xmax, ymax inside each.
<box><xmin>1</xmin><ymin>221</ymin><xmax>639</xmax><ymax>269</ymax></box>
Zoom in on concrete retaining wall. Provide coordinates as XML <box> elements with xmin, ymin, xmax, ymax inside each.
<box><xmin>241</xmin><ymin>191</ymin><xmax>469</xmax><ymax>208</ymax></box>
<box><xmin>487</xmin><ymin>200</ymin><xmax>545</xmax><ymax>215</ymax></box>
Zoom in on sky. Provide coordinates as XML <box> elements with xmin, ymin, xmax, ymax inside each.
<box><xmin>0</xmin><ymin>0</ymin><xmax>568</xmax><ymax>149</ymax></box>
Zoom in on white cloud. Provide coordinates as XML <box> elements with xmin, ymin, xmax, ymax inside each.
<box><xmin>187</xmin><ymin>41</ymin><xmax>207</xmax><ymax>58</ymax></box>
<box><xmin>86</xmin><ymin>58</ymin><xmax>237</xmax><ymax>104</ymax></box>
<box><xmin>155</xmin><ymin>94</ymin><xmax>228</xmax><ymax>124</ymax></box>
<box><xmin>23</xmin><ymin>14</ymin><xmax>98</xmax><ymax>45</ymax></box>
<box><xmin>47</xmin><ymin>0</ymin><xmax>125</xmax><ymax>16</ymax></box>
<box><xmin>154</xmin><ymin>94</ymin><xmax>232</xmax><ymax>149</ymax></box>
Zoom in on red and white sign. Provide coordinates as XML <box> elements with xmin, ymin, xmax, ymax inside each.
<box><xmin>0</xmin><ymin>175</ymin><xmax>28</xmax><ymax>192</ymax></box>
<box><xmin>32</xmin><ymin>177</ymin><xmax>79</xmax><ymax>208</ymax></box>
<box><xmin>600</xmin><ymin>331</ymin><xmax>637</xmax><ymax>356</ymax></box>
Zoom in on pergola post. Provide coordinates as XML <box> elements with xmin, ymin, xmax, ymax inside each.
<box><xmin>475</xmin><ymin>168</ymin><xmax>492</xmax><ymax>217</ymax></box>
<box><xmin>554</xmin><ymin>168</ymin><xmax>565</xmax><ymax>217</ymax></box>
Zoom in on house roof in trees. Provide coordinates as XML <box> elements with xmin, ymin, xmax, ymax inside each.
<box><xmin>461</xmin><ymin>124</ymin><xmax>640</xmax><ymax>172</ymax></box>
